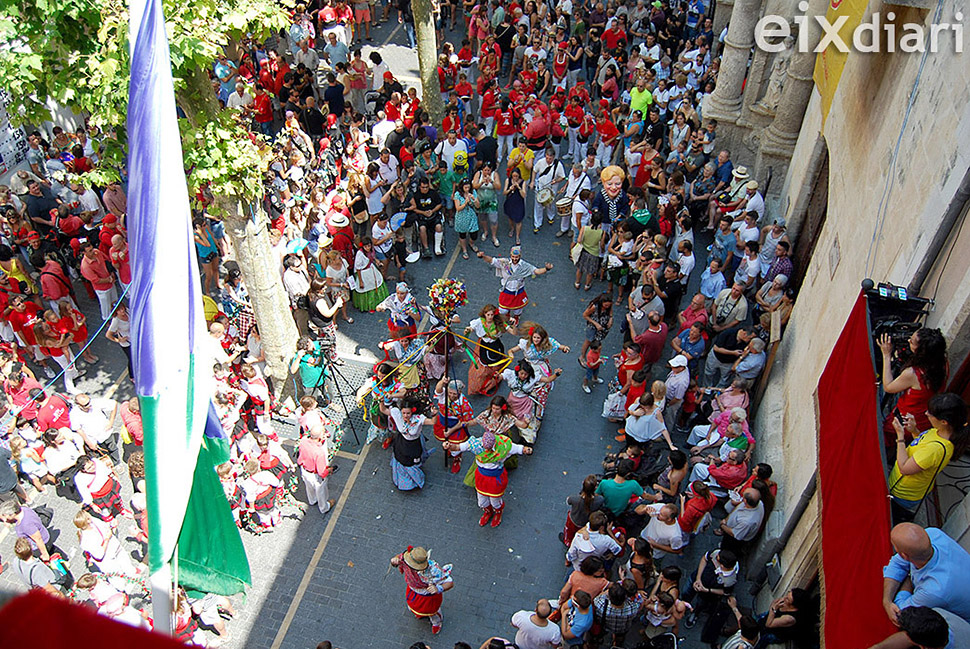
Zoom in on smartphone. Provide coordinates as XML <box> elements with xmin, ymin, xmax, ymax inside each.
<box><xmin>894</xmin><ymin>409</ymin><xmax>905</xmax><ymax>426</ymax></box>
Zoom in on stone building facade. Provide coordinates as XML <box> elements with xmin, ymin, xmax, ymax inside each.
<box><xmin>738</xmin><ymin>0</ymin><xmax>970</xmax><ymax>623</ymax></box>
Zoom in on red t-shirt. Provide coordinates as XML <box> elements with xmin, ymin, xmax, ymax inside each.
<box><xmin>455</xmin><ymin>81</ymin><xmax>473</xmax><ymax>100</ymax></box>
<box><xmin>253</xmin><ymin>93</ymin><xmax>273</xmax><ymax>123</ymax></box>
<box><xmin>8</xmin><ymin>303</ymin><xmax>42</xmax><ymax>345</ymax></box>
<box><xmin>37</xmin><ymin>394</ymin><xmax>73</xmax><ymax>431</ymax></box>
<box><xmin>480</xmin><ymin>90</ymin><xmax>497</xmax><ymax>118</ymax></box>
<box><xmin>596</xmin><ymin>119</ymin><xmax>620</xmax><ymax>145</ymax></box>
<box><xmin>495</xmin><ymin>110</ymin><xmax>517</xmax><ymax>136</ymax></box>
<box><xmin>109</xmin><ymin>245</ymin><xmax>131</xmax><ymax>285</ymax></box>
<box><xmin>564</xmin><ymin>104</ymin><xmax>584</xmax><ymax>127</ymax></box>
<box><xmin>602</xmin><ymin>28</ymin><xmax>628</xmax><ymax>50</ymax></box>
<box><xmin>678</xmin><ymin>491</ymin><xmax>718</xmax><ymax>532</ymax></box>
<box><xmin>384</xmin><ymin>101</ymin><xmax>401</xmax><ymax>121</ymax></box>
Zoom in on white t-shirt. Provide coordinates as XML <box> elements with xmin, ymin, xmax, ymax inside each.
<box><xmin>371</xmin><ymin>119</ymin><xmax>395</xmax><ymax>150</ymax></box>
<box><xmin>107</xmin><ymin>316</ymin><xmax>130</xmax><ymax>348</ymax></box>
<box><xmin>512</xmin><ymin>610</ymin><xmax>563</xmax><ymax>649</ymax></box>
<box><xmin>435</xmin><ymin>139</ymin><xmax>468</xmax><ymax>171</ymax></box>
<box><xmin>372</xmin><ymin>222</ymin><xmax>394</xmax><ymax>254</ymax></box>
<box><xmin>524</xmin><ymin>47</ymin><xmax>547</xmax><ymax>69</ymax></box>
<box><xmin>77</xmin><ymin>189</ymin><xmax>106</xmax><ymax>221</ymax></box>
<box><xmin>677</xmin><ymin>252</ymin><xmax>695</xmax><ymax>284</ymax></box>
<box><xmin>745</xmin><ymin>192</ymin><xmax>765</xmax><ymax>222</ymax></box>
<box><xmin>533</xmin><ymin>158</ymin><xmax>564</xmax><ymax>191</ymax></box>
<box><xmin>226</xmin><ymin>91</ymin><xmax>254</xmax><ymax>110</ymax></box>
<box><xmin>641</xmin><ymin>504</ymin><xmax>687</xmax><ymax>558</ymax></box>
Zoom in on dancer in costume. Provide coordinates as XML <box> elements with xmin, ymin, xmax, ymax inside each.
<box><xmin>499</xmin><ymin>362</ymin><xmax>561</xmax><ymax>444</ymax></box>
<box><xmin>432</xmin><ymin>376</ymin><xmax>475</xmax><ymax>474</ymax></box>
<box><xmin>468</xmin><ymin>395</ymin><xmax>530</xmax><ymax>446</ymax></box>
<box><xmin>351</xmin><ymin>236</ymin><xmax>389</xmax><ymax>312</ymax></box>
<box><xmin>359</xmin><ymin>362</ymin><xmax>407</xmax><ymax>447</ymax></box>
<box><xmin>464</xmin><ymin>304</ymin><xmax>509</xmax><ymax>395</ymax></box>
<box><xmin>74</xmin><ymin>455</ymin><xmax>130</xmax><ymax>524</ymax></box>
<box><xmin>383</xmin><ymin>396</ymin><xmax>435</xmax><ymax>490</ymax></box>
<box><xmin>476</xmin><ymin>246</ymin><xmax>553</xmax><ymax>322</ymax></box>
<box><xmin>389</xmin><ymin>546</ymin><xmax>454</xmax><ymax>634</ymax></box>
<box><xmin>443</xmin><ymin>430</ymin><xmax>533</xmax><ymax>527</ymax></box>
<box><xmin>507</xmin><ymin>322</ymin><xmax>570</xmax><ymax>417</ymax></box>
<box><xmin>380</xmin><ymin>329</ymin><xmax>433</xmax><ymax>390</ymax></box>
<box><xmin>423</xmin><ymin>310</ymin><xmax>461</xmax><ymax>382</ymax></box>
<box><xmin>376</xmin><ymin>282</ymin><xmax>421</xmax><ymax>336</ymax></box>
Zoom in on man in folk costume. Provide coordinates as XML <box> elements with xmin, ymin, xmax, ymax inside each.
<box><xmin>376</xmin><ymin>282</ymin><xmax>422</xmax><ymax>337</ymax></box>
<box><xmin>476</xmin><ymin>246</ymin><xmax>554</xmax><ymax>323</ymax></box>
<box><xmin>433</xmin><ymin>377</ymin><xmax>475</xmax><ymax>474</ymax></box>
<box><xmin>389</xmin><ymin>546</ymin><xmax>454</xmax><ymax>635</ymax></box>
<box><xmin>298</xmin><ymin>421</ymin><xmax>338</xmax><ymax>515</ymax></box>
<box><xmin>443</xmin><ymin>430</ymin><xmax>533</xmax><ymax>527</ymax></box>
<box><xmin>74</xmin><ymin>455</ymin><xmax>130</xmax><ymax>524</ymax></box>
<box><xmin>240</xmin><ymin>458</ymin><xmax>283</xmax><ymax>528</ymax></box>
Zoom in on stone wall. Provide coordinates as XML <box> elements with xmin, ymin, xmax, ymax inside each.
<box><xmin>750</xmin><ymin>0</ymin><xmax>970</xmax><ymax>603</ymax></box>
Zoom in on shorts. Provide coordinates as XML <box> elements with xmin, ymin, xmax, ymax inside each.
<box><xmin>355</xmin><ymin>7</ymin><xmax>371</xmax><ymax>21</ymax></box>
<box><xmin>442</xmin><ymin>195</ymin><xmax>454</xmax><ymax>210</ymax></box>
<box><xmin>457</xmin><ymin>230</ymin><xmax>479</xmax><ymax>240</ymax></box>
<box><xmin>418</xmin><ymin>215</ymin><xmax>442</xmax><ymax>229</ymax></box>
<box><xmin>584</xmin><ymin>367</ymin><xmax>599</xmax><ymax>381</ymax></box>
<box><xmin>200</xmin><ymin>252</ymin><xmax>218</xmax><ymax>263</ymax></box>
<box><xmin>375</xmin><ymin>249</ymin><xmax>388</xmax><ymax>260</ymax></box>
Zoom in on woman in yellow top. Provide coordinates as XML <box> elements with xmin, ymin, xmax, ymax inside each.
<box><xmin>889</xmin><ymin>392</ymin><xmax>968</xmax><ymax>523</ymax></box>
<box><xmin>0</xmin><ymin>244</ymin><xmax>36</xmax><ymax>293</ymax></box>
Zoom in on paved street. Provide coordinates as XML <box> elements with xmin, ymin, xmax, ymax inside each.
<box><xmin>0</xmin><ymin>18</ymin><xmax>750</xmax><ymax>649</ymax></box>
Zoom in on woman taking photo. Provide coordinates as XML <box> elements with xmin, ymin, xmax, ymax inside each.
<box><xmin>579</xmin><ymin>292</ymin><xmax>613</xmax><ymax>360</ymax></box>
<box><xmin>473</xmin><ymin>161</ymin><xmax>503</xmax><ymax>248</ymax></box>
<box><xmin>306</xmin><ymin>277</ymin><xmax>343</xmax><ymax>363</ymax></box>
<box><xmin>878</xmin><ymin>327</ymin><xmax>948</xmax><ymax>438</ymax></box>
<box><xmin>503</xmin><ymin>167</ymin><xmax>527</xmax><ymax>246</ymax></box>
<box><xmin>453</xmin><ymin>178</ymin><xmax>481</xmax><ymax>259</ymax></box>
<box><xmin>889</xmin><ymin>392</ymin><xmax>968</xmax><ymax>523</ymax></box>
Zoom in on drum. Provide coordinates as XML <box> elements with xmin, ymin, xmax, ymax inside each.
<box><xmin>536</xmin><ymin>188</ymin><xmax>554</xmax><ymax>205</ymax></box>
<box><xmin>555</xmin><ymin>197</ymin><xmax>573</xmax><ymax>217</ymax></box>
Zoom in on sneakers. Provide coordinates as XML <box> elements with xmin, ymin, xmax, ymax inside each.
<box><xmin>582</xmin><ymin>384</ymin><xmax>591</xmax><ymax>394</ymax></box>
<box><xmin>683</xmin><ymin>610</ymin><xmax>698</xmax><ymax>629</ymax></box>
<box><xmin>533</xmin><ymin>227</ymin><xmax>540</xmax><ymax>234</ymax></box>
<box><xmin>547</xmin><ymin>217</ymin><xmax>555</xmax><ymax>224</ymax></box>
<box><xmin>421</xmin><ymin>247</ymin><xmax>432</xmax><ymax>259</ymax></box>
<box><xmin>555</xmin><ymin>230</ymin><xmax>568</xmax><ymax>238</ymax></box>
<box><xmin>596</xmin><ymin>377</ymin><xmax>605</xmax><ymax>384</ymax></box>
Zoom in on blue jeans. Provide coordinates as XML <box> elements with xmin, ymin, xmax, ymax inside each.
<box><xmin>403</xmin><ymin>21</ymin><xmax>416</xmax><ymax>48</ymax></box>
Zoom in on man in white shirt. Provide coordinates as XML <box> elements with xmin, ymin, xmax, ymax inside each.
<box><xmin>371</xmin><ymin>112</ymin><xmax>396</xmax><ymax>150</ymax></box>
<box><xmin>226</xmin><ymin>82</ymin><xmax>254</xmax><ymax>111</ymax></box>
<box><xmin>512</xmin><ymin>600</ymin><xmax>563</xmax><ymax>649</ymax></box>
<box><xmin>294</xmin><ymin>40</ymin><xmax>320</xmax><ymax>74</ymax></box>
<box><xmin>70</xmin><ymin>393</ymin><xmax>120</xmax><ymax>464</ymax></box>
<box><xmin>531</xmin><ymin>145</ymin><xmax>566</xmax><ymax>232</ymax></box>
<box><xmin>559</xmin><ymin>164</ymin><xmax>591</xmax><ymax>237</ymax></box>
<box><xmin>435</xmin><ymin>130</ymin><xmax>468</xmax><ymax>171</ymax></box>
<box><xmin>638</xmin><ymin>503</ymin><xmax>686</xmax><ymax>559</ymax></box>
<box><xmin>640</xmin><ymin>33</ymin><xmax>661</xmax><ymax>65</ymax></box>
<box><xmin>524</xmin><ymin>42</ymin><xmax>548</xmax><ymax>70</ymax></box>
<box><xmin>571</xmin><ymin>189</ymin><xmax>591</xmax><ymax>242</ymax></box>
<box><xmin>565</xmin><ymin>511</ymin><xmax>622</xmax><ymax>570</ymax></box>
<box><xmin>664</xmin><ymin>354</ymin><xmax>690</xmax><ymax>432</ymax></box>
<box><xmin>377</xmin><ymin>147</ymin><xmax>400</xmax><ymax>184</ymax></box>
<box><xmin>676</xmin><ymin>240</ymin><xmax>695</xmax><ymax>285</ymax></box>
<box><xmin>73</xmin><ymin>182</ymin><xmax>106</xmax><ymax>222</ymax></box>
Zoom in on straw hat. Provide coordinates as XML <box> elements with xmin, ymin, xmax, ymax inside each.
<box><xmin>732</xmin><ymin>166</ymin><xmax>750</xmax><ymax>181</ymax></box>
<box><xmin>329</xmin><ymin>213</ymin><xmax>350</xmax><ymax>228</ymax></box>
<box><xmin>404</xmin><ymin>546</ymin><xmax>429</xmax><ymax>571</ymax></box>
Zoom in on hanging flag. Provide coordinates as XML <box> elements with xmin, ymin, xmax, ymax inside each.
<box><xmin>813</xmin><ymin>0</ymin><xmax>868</xmax><ymax>125</ymax></box>
<box><xmin>127</xmin><ymin>0</ymin><xmax>249</xmax><ymax>594</ymax></box>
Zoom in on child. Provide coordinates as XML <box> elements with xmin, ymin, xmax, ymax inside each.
<box><xmin>606</xmin><ymin>227</ymin><xmax>636</xmax><ymax>298</ymax></box>
<box><xmin>679</xmin><ymin>378</ymin><xmax>700</xmax><ymax>431</ymax></box>
<box><xmin>455</xmin><ymin>72</ymin><xmax>473</xmax><ymax>116</ymax></box>
<box><xmin>602</xmin><ymin>441</ymin><xmax>644</xmax><ymax>477</ymax></box>
<box><xmin>390</xmin><ymin>229</ymin><xmax>409</xmax><ymax>282</ymax></box>
<box><xmin>217</xmin><ymin>462</ymin><xmax>244</xmax><ymax>526</ymax></box>
<box><xmin>582</xmin><ymin>339</ymin><xmax>603</xmax><ymax>394</ymax></box>
<box><xmin>652</xmin><ymin>380</ymin><xmax>667</xmax><ymax>413</ymax></box>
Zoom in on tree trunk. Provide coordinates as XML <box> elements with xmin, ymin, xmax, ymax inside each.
<box><xmin>176</xmin><ymin>65</ymin><xmax>220</xmax><ymax>129</ymax></box>
<box><xmin>214</xmin><ymin>196</ymin><xmax>299</xmax><ymax>392</ymax></box>
<box><xmin>412</xmin><ymin>0</ymin><xmax>444</xmax><ymax>125</ymax></box>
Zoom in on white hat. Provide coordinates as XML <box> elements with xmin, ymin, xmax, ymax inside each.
<box><xmin>668</xmin><ymin>355</ymin><xmax>689</xmax><ymax>368</ymax></box>
<box><xmin>732</xmin><ymin>166</ymin><xmax>750</xmax><ymax>181</ymax></box>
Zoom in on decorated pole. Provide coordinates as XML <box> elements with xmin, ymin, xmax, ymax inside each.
<box><xmin>427</xmin><ymin>278</ymin><xmax>469</xmax><ymax>466</ymax></box>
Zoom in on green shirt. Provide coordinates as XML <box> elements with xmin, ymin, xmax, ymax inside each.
<box><xmin>295</xmin><ymin>352</ymin><xmax>328</xmax><ymax>389</ymax></box>
<box><xmin>630</xmin><ymin>87</ymin><xmax>654</xmax><ymax>118</ymax></box>
<box><xmin>596</xmin><ymin>477</ymin><xmax>644</xmax><ymax>515</ymax></box>
<box><xmin>433</xmin><ymin>169</ymin><xmax>462</xmax><ymax>198</ymax></box>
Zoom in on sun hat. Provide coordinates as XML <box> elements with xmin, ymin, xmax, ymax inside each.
<box><xmin>404</xmin><ymin>547</ymin><xmax>430</xmax><ymax>571</ymax></box>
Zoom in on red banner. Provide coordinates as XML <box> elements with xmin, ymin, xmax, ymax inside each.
<box><xmin>817</xmin><ymin>292</ymin><xmax>895</xmax><ymax>647</ymax></box>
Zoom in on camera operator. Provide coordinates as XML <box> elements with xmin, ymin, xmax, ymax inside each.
<box><xmin>290</xmin><ymin>336</ymin><xmax>330</xmax><ymax>399</ymax></box>
<box><xmin>877</xmin><ymin>327</ymin><xmax>948</xmax><ymax>440</ymax></box>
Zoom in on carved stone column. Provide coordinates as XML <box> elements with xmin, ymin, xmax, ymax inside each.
<box><xmin>760</xmin><ymin>0</ymin><xmax>827</xmax><ymax>157</ymax></box>
<box><xmin>712</xmin><ymin>0</ymin><xmax>735</xmax><ymax>40</ymax></box>
<box><xmin>704</xmin><ymin>0</ymin><xmax>762</xmax><ymax>124</ymax></box>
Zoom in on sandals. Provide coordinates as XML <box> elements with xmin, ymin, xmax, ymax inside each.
<box><xmin>574</xmin><ymin>282</ymin><xmax>581</xmax><ymax>289</ymax></box>
<box><xmin>493</xmin><ymin>239</ymin><xmax>500</xmax><ymax>247</ymax></box>
<box><xmin>584</xmin><ymin>283</ymin><xmax>592</xmax><ymax>291</ymax></box>
<box><xmin>462</xmin><ymin>251</ymin><xmax>469</xmax><ymax>259</ymax></box>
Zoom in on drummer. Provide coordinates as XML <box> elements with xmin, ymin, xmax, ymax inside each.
<box><xmin>530</xmin><ymin>145</ymin><xmax>566</xmax><ymax>235</ymax></box>
<box><xmin>557</xmin><ymin>163</ymin><xmax>592</xmax><ymax>240</ymax></box>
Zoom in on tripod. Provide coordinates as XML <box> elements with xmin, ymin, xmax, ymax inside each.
<box><xmin>322</xmin><ymin>356</ymin><xmax>362</xmax><ymax>446</ymax></box>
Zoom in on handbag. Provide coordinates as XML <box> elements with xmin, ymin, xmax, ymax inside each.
<box><xmin>570</xmin><ymin>241</ymin><xmax>583</xmax><ymax>265</ymax></box>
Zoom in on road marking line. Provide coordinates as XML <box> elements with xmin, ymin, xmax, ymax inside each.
<box><xmin>269</xmin><ymin>444</ymin><xmax>370</xmax><ymax>649</ymax></box>
<box><xmin>335</xmin><ymin>449</ymin><xmax>359</xmax><ymax>461</ymax></box>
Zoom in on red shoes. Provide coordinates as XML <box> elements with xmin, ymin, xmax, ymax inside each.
<box><xmin>450</xmin><ymin>456</ymin><xmax>462</xmax><ymax>474</ymax></box>
<box><xmin>490</xmin><ymin>505</ymin><xmax>504</xmax><ymax>527</ymax></box>
<box><xmin>479</xmin><ymin>506</ymin><xmax>494</xmax><ymax>526</ymax></box>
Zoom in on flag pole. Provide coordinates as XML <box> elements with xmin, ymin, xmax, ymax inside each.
<box><xmin>150</xmin><ymin>562</ymin><xmax>174</xmax><ymax>634</ymax></box>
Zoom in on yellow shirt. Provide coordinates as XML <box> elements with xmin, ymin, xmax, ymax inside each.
<box><xmin>889</xmin><ymin>429</ymin><xmax>953</xmax><ymax>502</ymax></box>
<box><xmin>507</xmin><ymin>147</ymin><xmax>534</xmax><ymax>181</ymax></box>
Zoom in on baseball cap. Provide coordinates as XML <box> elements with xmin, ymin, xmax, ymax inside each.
<box><xmin>668</xmin><ymin>355</ymin><xmax>689</xmax><ymax>368</ymax></box>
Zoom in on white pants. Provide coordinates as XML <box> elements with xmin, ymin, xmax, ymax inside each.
<box><xmin>567</xmin><ymin>127</ymin><xmax>581</xmax><ymax>160</ymax></box>
<box><xmin>484</xmin><ymin>116</ymin><xmax>495</xmax><ymax>137</ymax></box>
<box><xmin>687</xmin><ymin>426</ymin><xmax>721</xmax><ymax>448</ymax></box>
<box><xmin>533</xmin><ymin>196</ymin><xmax>556</xmax><ymax>228</ymax></box>
<box><xmin>94</xmin><ymin>285</ymin><xmax>119</xmax><ymax>321</ymax></box>
<box><xmin>477</xmin><ymin>493</ymin><xmax>503</xmax><ymax>508</ymax></box>
<box><xmin>50</xmin><ymin>353</ymin><xmax>80</xmax><ymax>394</ymax></box>
<box><xmin>302</xmin><ymin>467</ymin><xmax>332</xmax><ymax>514</ymax></box>
<box><xmin>566</xmin><ymin>69</ymin><xmax>581</xmax><ymax>89</ymax></box>
<box><xmin>595</xmin><ymin>141</ymin><xmax>613</xmax><ymax>169</ymax></box>
<box><xmin>497</xmin><ymin>134</ymin><xmax>515</xmax><ymax>161</ymax></box>
<box><xmin>560</xmin><ymin>212</ymin><xmax>573</xmax><ymax>234</ymax></box>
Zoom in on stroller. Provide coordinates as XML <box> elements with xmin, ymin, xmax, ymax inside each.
<box><xmin>635</xmin><ymin>632</ymin><xmax>678</xmax><ymax>649</ymax></box>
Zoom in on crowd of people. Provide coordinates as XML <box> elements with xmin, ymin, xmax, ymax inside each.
<box><xmin>2</xmin><ymin>0</ymin><xmax>970</xmax><ymax>646</ymax></box>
